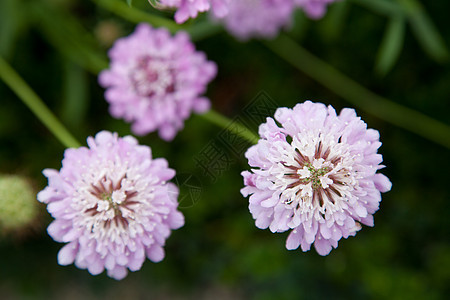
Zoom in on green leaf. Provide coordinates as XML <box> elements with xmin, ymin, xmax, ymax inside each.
<box><xmin>399</xmin><ymin>0</ymin><xmax>448</xmax><ymax>62</ymax></box>
<box><xmin>126</xmin><ymin>0</ymin><xmax>132</xmax><ymax>7</ymax></box>
<box><xmin>375</xmin><ymin>15</ymin><xmax>405</xmax><ymax>76</ymax></box>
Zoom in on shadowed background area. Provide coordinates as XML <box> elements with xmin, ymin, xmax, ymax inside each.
<box><xmin>0</xmin><ymin>0</ymin><xmax>449</xmax><ymax>299</ymax></box>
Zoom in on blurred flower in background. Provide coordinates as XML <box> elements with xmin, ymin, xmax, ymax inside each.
<box><xmin>0</xmin><ymin>175</ymin><xmax>38</xmax><ymax>234</ymax></box>
<box><xmin>94</xmin><ymin>20</ymin><xmax>123</xmax><ymax>48</ymax></box>
<box><xmin>241</xmin><ymin>101</ymin><xmax>392</xmax><ymax>255</ymax></box>
<box><xmin>214</xmin><ymin>0</ymin><xmax>337</xmax><ymax>40</ymax></box>
<box><xmin>151</xmin><ymin>0</ymin><xmax>337</xmax><ymax>26</ymax></box>
<box><xmin>216</xmin><ymin>0</ymin><xmax>296</xmax><ymax>40</ymax></box>
<box><xmin>156</xmin><ymin>0</ymin><xmax>230</xmax><ymax>23</ymax></box>
<box><xmin>99</xmin><ymin>24</ymin><xmax>217</xmax><ymax>141</ymax></box>
<box><xmin>295</xmin><ymin>0</ymin><xmax>338</xmax><ymax>19</ymax></box>
<box><xmin>37</xmin><ymin>131</ymin><xmax>184</xmax><ymax>279</ymax></box>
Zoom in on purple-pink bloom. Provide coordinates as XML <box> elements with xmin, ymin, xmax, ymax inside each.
<box><xmin>37</xmin><ymin>131</ymin><xmax>184</xmax><ymax>280</ymax></box>
<box><xmin>295</xmin><ymin>0</ymin><xmax>338</xmax><ymax>19</ymax></box>
<box><xmin>217</xmin><ymin>0</ymin><xmax>296</xmax><ymax>40</ymax></box>
<box><xmin>158</xmin><ymin>0</ymin><xmax>230</xmax><ymax>23</ymax></box>
<box><xmin>241</xmin><ymin>101</ymin><xmax>391</xmax><ymax>256</ymax></box>
<box><xmin>99</xmin><ymin>24</ymin><xmax>217</xmax><ymax>141</ymax></box>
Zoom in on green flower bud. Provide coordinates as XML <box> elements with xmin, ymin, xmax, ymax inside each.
<box><xmin>0</xmin><ymin>175</ymin><xmax>37</xmax><ymax>231</ymax></box>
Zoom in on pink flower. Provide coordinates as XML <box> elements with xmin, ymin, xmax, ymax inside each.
<box><xmin>158</xmin><ymin>0</ymin><xmax>230</xmax><ymax>23</ymax></box>
<box><xmin>295</xmin><ymin>0</ymin><xmax>338</xmax><ymax>19</ymax></box>
<box><xmin>215</xmin><ymin>0</ymin><xmax>339</xmax><ymax>40</ymax></box>
<box><xmin>37</xmin><ymin>131</ymin><xmax>184</xmax><ymax>279</ymax></box>
<box><xmin>217</xmin><ymin>0</ymin><xmax>296</xmax><ymax>40</ymax></box>
<box><xmin>241</xmin><ymin>101</ymin><xmax>392</xmax><ymax>255</ymax></box>
<box><xmin>99</xmin><ymin>24</ymin><xmax>217</xmax><ymax>141</ymax></box>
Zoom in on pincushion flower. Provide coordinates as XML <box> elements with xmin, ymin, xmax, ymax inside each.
<box><xmin>37</xmin><ymin>131</ymin><xmax>184</xmax><ymax>280</ymax></box>
<box><xmin>157</xmin><ymin>0</ymin><xmax>230</xmax><ymax>23</ymax></box>
<box><xmin>99</xmin><ymin>24</ymin><xmax>217</xmax><ymax>141</ymax></box>
<box><xmin>241</xmin><ymin>101</ymin><xmax>391</xmax><ymax>255</ymax></box>
<box><xmin>295</xmin><ymin>0</ymin><xmax>338</xmax><ymax>19</ymax></box>
<box><xmin>217</xmin><ymin>0</ymin><xmax>296</xmax><ymax>40</ymax></box>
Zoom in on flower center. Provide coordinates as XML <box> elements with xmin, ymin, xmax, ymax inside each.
<box><xmin>129</xmin><ymin>56</ymin><xmax>175</xmax><ymax>97</ymax></box>
<box><xmin>302</xmin><ymin>163</ymin><xmax>331</xmax><ymax>190</ymax></box>
<box><xmin>279</xmin><ymin>135</ymin><xmax>356</xmax><ymax>212</ymax></box>
<box><xmin>84</xmin><ymin>175</ymin><xmax>139</xmax><ymax>229</ymax></box>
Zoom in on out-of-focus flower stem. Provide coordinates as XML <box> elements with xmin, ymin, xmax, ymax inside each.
<box><xmin>264</xmin><ymin>34</ymin><xmax>450</xmax><ymax>149</ymax></box>
<box><xmin>0</xmin><ymin>56</ymin><xmax>81</xmax><ymax>149</ymax></box>
<box><xmin>200</xmin><ymin>110</ymin><xmax>259</xmax><ymax>145</ymax></box>
<box><xmin>92</xmin><ymin>0</ymin><xmax>182</xmax><ymax>33</ymax></box>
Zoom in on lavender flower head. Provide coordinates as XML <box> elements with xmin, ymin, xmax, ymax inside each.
<box><xmin>241</xmin><ymin>101</ymin><xmax>391</xmax><ymax>255</ymax></box>
<box><xmin>295</xmin><ymin>0</ymin><xmax>338</xmax><ymax>19</ymax></box>
<box><xmin>217</xmin><ymin>0</ymin><xmax>296</xmax><ymax>40</ymax></box>
<box><xmin>157</xmin><ymin>0</ymin><xmax>230</xmax><ymax>23</ymax></box>
<box><xmin>37</xmin><ymin>131</ymin><xmax>184</xmax><ymax>279</ymax></box>
<box><xmin>99</xmin><ymin>24</ymin><xmax>217</xmax><ymax>141</ymax></box>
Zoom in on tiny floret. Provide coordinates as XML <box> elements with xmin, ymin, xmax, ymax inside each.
<box><xmin>99</xmin><ymin>24</ymin><xmax>217</xmax><ymax>141</ymax></box>
<box><xmin>37</xmin><ymin>131</ymin><xmax>184</xmax><ymax>279</ymax></box>
<box><xmin>241</xmin><ymin>101</ymin><xmax>391</xmax><ymax>255</ymax></box>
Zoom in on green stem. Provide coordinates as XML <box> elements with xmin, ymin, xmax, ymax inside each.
<box><xmin>92</xmin><ymin>0</ymin><xmax>182</xmax><ymax>33</ymax></box>
<box><xmin>187</xmin><ymin>22</ymin><xmax>224</xmax><ymax>42</ymax></box>
<box><xmin>200</xmin><ymin>110</ymin><xmax>259</xmax><ymax>145</ymax></box>
<box><xmin>264</xmin><ymin>34</ymin><xmax>450</xmax><ymax>149</ymax></box>
<box><xmin>0</xmin><ymin>56</ymin><xmax>81</xmax><ymax>148</ymax></box>
<box><xmin>91</xmin><ymin>0</ymin><xmax>224</xmax><ymax>41</ymax></box>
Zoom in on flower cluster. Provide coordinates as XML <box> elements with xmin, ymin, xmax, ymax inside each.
<box><xmin>241</xmin><ymin>101</ymin><xmax>391</xmax><ymax>255</ymax></box>
<box><xmin>35</xmin><ymin>0</ymin><xmax>391</xmax><ymax>282</ymax></box>
<box><xmin>152</xmin><ymin>0</ymin><xmax>339</xmax><ymax>39</ymax></box>
<box><xmin>99</xmin><ymin>24</ymin><xmax>217</xmax><ymax>141</ymax></box>
<box><xmin>38</xmin><ymin>131</ymin><xmax>184</xmax><ymax>279</ymax></box>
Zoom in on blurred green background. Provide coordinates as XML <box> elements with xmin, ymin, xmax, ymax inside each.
<box><xmin>1</xmin><ymin>0</ymin><xmax>449</xmax><ymax>299</ymax></box>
